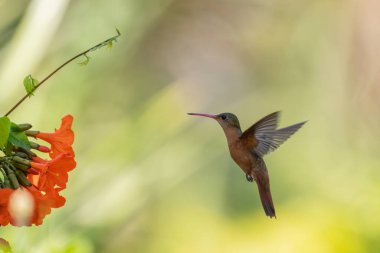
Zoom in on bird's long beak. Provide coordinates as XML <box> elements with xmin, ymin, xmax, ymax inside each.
<box><xmin>187</xmin><ymin>113</ymin><xmax>217</xmax><ymax>119</ymax></box>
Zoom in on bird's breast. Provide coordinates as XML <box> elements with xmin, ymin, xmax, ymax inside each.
<box><xmin>228</xmin><ymin>141</ymin><xmax>254</xmax><ymax>174</ymax></box>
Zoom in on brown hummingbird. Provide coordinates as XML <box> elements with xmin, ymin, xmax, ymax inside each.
<box><xmin>188</xmin><ymin>111</ymin><xmax>306</xmax><ymax>218</ymax></box>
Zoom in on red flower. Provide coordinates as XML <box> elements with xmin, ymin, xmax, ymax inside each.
<box><xmin>35</xmin><ymin>115</ymin><xmax>74</xmax><ymax>158</ymax></box>
<box><xmin>29</xmin><ymin>154</ymin><xmax>76</xmax><ymax>193</ymax></box>
<box><xmin>0</xmin><ymin>189</ymin><xmax>13</xmax><ymax>226</ymax></box>
<box><xmin>0</xmin><ymin>115</ymin><xmax>76</xmax><ymax>226</ymax></box>
<box><xmin>28</xmin><ymin>187</ymin><xmax>65</xmax><ymax>225</ymax></box>
<box><xmin>0</xmin><ymin>186</ymin><xmax>65</xmax><ymax>226</ymax></box>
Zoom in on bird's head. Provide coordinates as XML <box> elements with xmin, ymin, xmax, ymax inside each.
<box><xmin>188</xmin><ymin>112</ymin><xmax>241</xmax><ymax>130</ymax></box>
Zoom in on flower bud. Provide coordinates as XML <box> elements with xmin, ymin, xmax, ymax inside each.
<box><xmin>15</xmin><ymin>152</ymin><xmax>29</xmax><ymax>160</ymax></box>
<box><xmin>16</xmin><ymin>148</ymin><xmax>36</xmax><ymax>159</ymax></box>
<box><xmin>25</xmin><ymin>130</ymin><xmax>39</xmax><ymax>137</ymax></box>
<box><xmin>29</xmin><ymin>142</ymin><xmax>50</xmax><ymax>153</ymax></box>
<box><xmin>38</xmin><ymin>146</ymin><xmax>50</xmax><ymax>153</ymax></box>
<box><xmin>3</xmin><ymin>164</ymin><xmax>19</xmax><ymax>189</ymax></box>
<box><xmin>11</xmin><ymin>161</ymin><xmax>30</xmax><ymax>172</ymax></box>
<box><xmin>17</xmin><ymin>124</ymin><xmax>32</xmax><ymax>131</ymax></box>
<box><xmin>29</xmin><ymin>142</ymin><xmax>39</xmax><ymax>149</ymax></box>
<box><xmin>3</xmin><ymin>175</ymin><xmax>11</xmax><ymax>188</ymax></box>
<box><xmin>12</xmin><ymin>156</ymin><xmax>31</xmax><ymax>166</ymax></box>
<box><xmin>14</xmin><ymin>170</ymin><xmax>32</xmax><ymax>187</ymax></box>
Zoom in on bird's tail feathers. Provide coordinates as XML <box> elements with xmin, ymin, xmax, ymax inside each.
<box><xmin>255</xmin><ymin>159</ymin><xmax>276</xmax><ymax>218</ymax></box>
<box><xmin>257</xmin><ymin>178</ymin><xmax>276</xmax><ymax>218</ymax></box>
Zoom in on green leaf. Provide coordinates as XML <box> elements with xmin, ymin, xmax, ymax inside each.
<box><xmin>0</xmin><ymin>117</ymin><xmax>11</xmax><ymax>148</ymax></box>
<box><xmin>3</xmin><ymin>142</ymin><xmax>13</xmax><ymax>156</ymax></box>
<box><xmin>8</xmin><ymin>123</ymin><xmax>31</xmax><ymax>150</ymax></box>
<box><xmin>0</xmin><ymin>170</ymin><xmax>4</xmax><ymax>183</ymax></box>
<box><xmin>0</xmin><ymin>238</ymin><xmax>11</xmax><ymax>253</ymax></box>
<box><xmin>23</xmin><ymin>74</ymin><xmax>39</xmax><ymax>97</ymax></box>
<box><xmin>78</xmin><ymin>54</ymin><xmax>90</xmax><ymax>66</ymax></box>
<box><xmin>10</xmin><ymin>123</ymin><xmax>22</xmax><ymax>132</ymax></box>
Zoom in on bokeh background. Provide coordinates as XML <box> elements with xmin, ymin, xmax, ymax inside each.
<box><xmin>1</xmin><ymin>0</ymin><xmax>380</xmax><ymax>252</ymax></box>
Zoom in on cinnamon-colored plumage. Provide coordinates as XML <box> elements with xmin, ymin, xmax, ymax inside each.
<box><xmin>188</xmin><ymin>111</ymin><xmax>306</xmax><ymax>218</ymax></box>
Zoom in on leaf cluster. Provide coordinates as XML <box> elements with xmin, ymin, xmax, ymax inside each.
<box><xmin>0</xmin><ymin>117</ymin><xmax>31</xmax><ymax>155</ymax></box>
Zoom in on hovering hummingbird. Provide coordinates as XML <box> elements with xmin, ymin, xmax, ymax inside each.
<box><xmin>188</xmin><ymin>111</ymin><xmax>306</xmax><ymax>218</ymax></box>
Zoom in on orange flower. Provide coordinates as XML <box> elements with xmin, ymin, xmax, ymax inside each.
<box><xmin>0</xmin><ymin>189</ymin><xmax>13</xmax><ymax>226</ymax></box>
<box><xmin>29</xmin><ymin>154</ymin><xmax>76</xmax><ymax>193</ymax></box>
<box><xmin>27</xmin><ymin>187</ymin><xmax>65</xmax><ymax>225</ymax></box>
<box><xmin>0</xmin><ymin>187</ymin><xmax>65</xmax><ymax>226</ymax></box>
<box><xmin>0</xmin><ymin>114</ymin><xmax>76</xmax><ymax>227</ymax></box>
<box><xmin>35</xmin><ymin>115</ymin><xmax>74</xmax><ymax>158</ymax></box>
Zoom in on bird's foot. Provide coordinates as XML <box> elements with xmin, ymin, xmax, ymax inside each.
<box><xmin>246</xmin><ymin>174</ymin><xmax>254</xmax><ymax>182</ymax></box>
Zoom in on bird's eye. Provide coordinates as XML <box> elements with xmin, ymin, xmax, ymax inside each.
<box><xmin>221</xmin><ymin>115</ymin><xmax>227</xmax><ymax>120</ymax></box>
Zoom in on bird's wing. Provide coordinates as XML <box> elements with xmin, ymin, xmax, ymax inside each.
<box><xmin>241</xmin><ymin>111</ymin><xmax>279</xmax><ymax>156</ymax></box>
<box><xmin>241</xmin><ymin>111</ymin><xmax>306</xmax><ymax>156</ymax></box>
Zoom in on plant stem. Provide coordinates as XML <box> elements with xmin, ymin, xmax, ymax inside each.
<box><xmin>4</xmin><ymin>30</ymin><xmax>121</xmax><ymax>117</ymax></box>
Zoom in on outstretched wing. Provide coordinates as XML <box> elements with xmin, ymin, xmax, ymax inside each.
<box><xmin>241</xmin><ymin>111</ymin><xmax>306</xmax><ymax>156</ymax></box>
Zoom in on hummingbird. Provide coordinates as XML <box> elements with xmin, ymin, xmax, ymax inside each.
<box><xmin>188</xmin><ymin>111</ymin><xmax>306</xmax><ymax>218</ymax></box>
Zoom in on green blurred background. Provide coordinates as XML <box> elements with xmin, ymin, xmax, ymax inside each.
<box><xmin>1</xmin><ymin>0</ymin><xmax>380</xmax><ymax>252</ymax></box>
